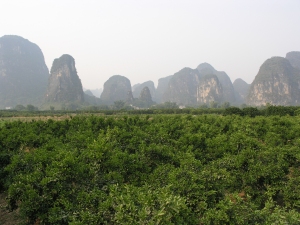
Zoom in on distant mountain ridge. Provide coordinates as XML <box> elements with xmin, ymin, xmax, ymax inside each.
<box><xmin>1</xmin><ymin>35</ymin><xmax>300</xmax><ymax>108</ymax></box>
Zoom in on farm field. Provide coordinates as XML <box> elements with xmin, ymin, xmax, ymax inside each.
<box><xmin>1</xmin><ymin>112</ymin><xmax>300</xmax><ymax>224</ymax></box>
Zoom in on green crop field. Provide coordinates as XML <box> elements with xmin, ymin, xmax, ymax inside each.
<box><xmin>1</xmin><ymin>111</ymin><xmax>300</xmax><ymax>224</ymax></box>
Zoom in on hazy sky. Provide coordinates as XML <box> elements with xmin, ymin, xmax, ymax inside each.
<box><xmin>1</xmin><ymin>0</ymin><xmax>300</xmax><ymax>89</ymax></box>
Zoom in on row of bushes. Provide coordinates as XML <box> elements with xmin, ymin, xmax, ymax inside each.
<box><xmin>1</xmin><ymin>105</ymin><xmax>300</xmax><ymax>117</ymax></box>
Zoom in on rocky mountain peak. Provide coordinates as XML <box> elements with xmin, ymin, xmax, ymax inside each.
<box><xmin>45</xmin><ymin>54</ymin><xmax>84</xmax><ymax>104</ymax></box>
<box><xmin>50</xmin><ymin>54</ymin><xmax>76</xmax><ymax>74</ymax></box>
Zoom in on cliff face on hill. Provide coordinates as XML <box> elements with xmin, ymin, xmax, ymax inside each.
<box><xmin>161</xmin><ymin>63</ymin><xmax>236</xmax><ymax>106</ymax></box>
<box><xmin>163</xmin><ymin>68</ymin><xmax>201</xmax><ymax>105</ymax></box>
<box><xmin>197</xmin><ymin>74</ymin><xmax>223</xmax><ymax>104</ymax></box>
<box><xmin>0</xmin><ymin>35</ymin><xmax>49</xmax><ymax>108</ymax></box>
<box><xmin>247</xmin><ymin>57</ymin><xmax>300</xmax><ymax>106</ymax></box>
<box><xmin>45</xmin><ymin>54</ymin><xmax>84</xmax><ymax>104</ymax></box>
<box><xmin>100</xmin><ymin>75</ymin><xmax>133</xmax><ymax>104</ymax></box>
<box><xmin>233</xmin><ymin>78</ymin><xmax>250</xmax><ymax>104</ymax></box>
<box><xmin>197</xmin><ymin>63</ymin><xmax>235</xmax><ymax>103</ymax></box>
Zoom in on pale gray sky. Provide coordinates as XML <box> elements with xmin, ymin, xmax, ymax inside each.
<box><xmin>1</xmin><ymin>0</ymin><xmax>300</xmax><ymax>89</ymax></box>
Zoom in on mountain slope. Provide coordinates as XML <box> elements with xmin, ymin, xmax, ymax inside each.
<box><xmin>233</xmin><ymin>78</ymin><xmax>250</xmax><ymax>104</ymax></box>
<box><xmin>247</xmin><ymin>57</ymin><xmax>300</xmax><ymax>106</ymax></box>
<box><xmin>163</xmin><ymin>68</ymin><xmax>201</xmax><ymax>105</ymax></box>
<box><xmin>0</xmin><ymin>35</ymin><xmax>49</xmax><ymax>108</ymax></box>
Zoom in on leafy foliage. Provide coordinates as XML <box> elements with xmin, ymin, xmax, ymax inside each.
<box><xmin>1</xmin><ymin>113</ymin><xmax>300</xmax><ymax>224</ymax></box>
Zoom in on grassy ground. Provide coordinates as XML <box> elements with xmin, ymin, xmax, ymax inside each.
<box><xmin>0</xmin><ymin>193</ymin><xmax>20</xmax><ymax>225</ymax></box>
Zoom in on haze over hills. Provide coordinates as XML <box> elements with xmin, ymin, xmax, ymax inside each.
<box><xmin>84</xmin><ymin>90</ymin><xmax>94</xmax><ymax>97</ymax></box>
<box><xmin>233</xmin><ymin>78</ymin><xmax>250</xmax><ymax>104</ymax></box>
<box><xmin>155</xmin><ymin>75</ymin><xmax>173</xmax><ymax>104</ymax></box>
<box><xmin>92</xmin><ymin>89</ymin><xmax>103</xmax><ymax>98</ymax></box>
<box><xmin>286</xmin><ymin>52</ymin><xmax>300</xmax><ymax>70</ymax></box>
<box><xmin>132</xmin><ymin>81</ymin><xmax>156</xmax><ymax>100</ymax></box>
<box><xmin>0</xmin><ymin>35</ymin><xmax>49</xmax><ymax>108</ymax></box>
<box><xmin>137</xmin><ymin>86</ymin><xmax>155</xmax><ymax>108</ymax></box>
<box><xmin>0</xmin><ymin>35</ymin><xmax>300</xmax><ymax>109</ymax></box>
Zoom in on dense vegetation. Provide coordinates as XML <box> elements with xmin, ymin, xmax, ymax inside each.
<box><xmin>2</xmin><ymin>104</ymin><xmax>300</xmax><ymax>117</ymax></box>
<box><xmin>1</xmin><ymin>109</ymin><xmax>300</xmax><ymax>224</ymax></box>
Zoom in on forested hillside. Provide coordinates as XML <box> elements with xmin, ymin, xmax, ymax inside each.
<box><xmin>1</xmin><ymin>113</ymin><xmax>300</xmax><ymax>224</ymax></box>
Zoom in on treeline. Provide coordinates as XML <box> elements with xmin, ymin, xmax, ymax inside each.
<box><xmin>1</xmin><ymin>114</ymin><xmax>300</xmax><ymax>224</ymax></box>
<box><xmin>1</xmin><ymin>105</ymin><xmax>300</xmax><ymax>117</ymax></box>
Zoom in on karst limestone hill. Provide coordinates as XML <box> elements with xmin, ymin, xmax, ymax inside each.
<box><xmin>100</xmin><ymin>75</ymin><xmax>134</xmax><ymax>105</ymax></box>
<box><xmin>161</xmin><ymin>63</ymin><xmax>235</xmax><ymax>106</ymax></box>
<box><xmin>162</xmin><ymin>67</ymin><xmax>201</xmax><ymax>105</ymax></box>
<box><xmin>197</xmin><ymin>63</ymin><xmax>236</xmax><ymax>103</ymax></box>
<box><xmin>247</xmin><ymin>56</ymin><xmax>300</xmax><ymax>106</ymax></box>
<box><xmin>132</xmin><ymin>80</ymin><xmax>156</xmax><ymax>100</ymax></box>
<box><xmin>0</xmin><ymin>35</ymin><xmax>49</xmax><ymax>109</ymax></box>
<box><xmin>139</xmin><ymin>86</ymin><xmax>153</xmax><ymax>103</ymax></box>
<box><xmin>233</xmin><ymin>78</ymin><xmax>250</xmax><ymax>104</ymax></box>
<box><xmin>44</xmin><ymin>54</ymin><xmax>85</xmax><ymax>109</ymax></box>
<box><xmin>135</xmin><ymin>86</ymin><xmax>155</xmax><ymax>108</ymax></box>
<box><xmin>3</xmin><ymin>34</ymin><xmax>300</xmax><ymax>108</ymax></box>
